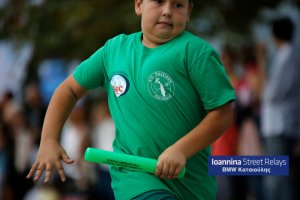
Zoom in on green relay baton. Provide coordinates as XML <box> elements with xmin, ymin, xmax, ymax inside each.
<box><xmin>84</xmin><ymin>147</ymin><xmax>186</xmax><ymax>178</ymax></box>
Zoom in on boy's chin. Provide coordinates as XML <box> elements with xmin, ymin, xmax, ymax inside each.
<box><xmin>157</xmin><ymin>32</ymin><xmax>182</xmax><ymax>41</ymax></box>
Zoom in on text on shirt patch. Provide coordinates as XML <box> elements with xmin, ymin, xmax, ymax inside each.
<box><xmin>110</xmin><ymin>74</ymin><xmax>129</xmax><ymax>97</ymax></box>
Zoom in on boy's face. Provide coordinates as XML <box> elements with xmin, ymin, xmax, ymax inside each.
<box><xmin>135</xmin><ymin>0</ymin><xmax>192</xmax><ymax>48</ymax></box>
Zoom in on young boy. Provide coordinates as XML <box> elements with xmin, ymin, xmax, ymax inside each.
<box><xmin>27</xmin><ymin>0</ymin><xmax>236</xmax><ymax>199</ymax></box>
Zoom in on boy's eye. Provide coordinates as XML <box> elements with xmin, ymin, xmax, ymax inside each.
<box><xmin>154</xmin><ymin>0</ymin><xmax>164</xmax><ymax>4</ymax></box>
<box><xmin>174</xmin><ymin>3</ymin><xmax>183</xmax><ymax>8</ymax></box>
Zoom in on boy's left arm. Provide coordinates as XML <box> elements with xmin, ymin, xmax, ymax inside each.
<box><xmin>155</xmin><ymin>102</ymin><xmax>234</xmax><ymax>179</ymax></box>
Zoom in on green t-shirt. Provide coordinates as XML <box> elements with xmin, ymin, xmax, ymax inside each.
<box><xmin>74</xmin><ymin>31</ymin><xmax>236</xmax><ymax>200</ymax></box>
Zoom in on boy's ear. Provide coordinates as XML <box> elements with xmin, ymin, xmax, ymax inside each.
<box><xmin>135</xmin><ymin>0</ymin><xmax>142</xmax><ymax>16</ymax></box>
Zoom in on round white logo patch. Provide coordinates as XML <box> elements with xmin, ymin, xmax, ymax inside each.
<box><xmin>147</xmin><ymin>71</ymin><xmax>175</xmax><ymax>101</ymax></box>
<box><xmin>110</xmin><ymin>74</ymin><xmax>129</xmax><ymax>97</ymax></box>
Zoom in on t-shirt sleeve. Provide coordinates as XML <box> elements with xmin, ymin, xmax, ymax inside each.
<box><xmin>73</xmin><ymin>46</ymin><xmax>107</xmax><ymax>90</ymax></box>
<box><xmin>188</xmin><ymin>50</ymin><xmax>236</xmax><ymax>110</ymax></box>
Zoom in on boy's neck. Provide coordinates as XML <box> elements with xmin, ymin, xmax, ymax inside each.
<box><xmin>141</xmin><ymin>33</ymin><xmax>165</xmax><ymax>48</ymax></box>
<box><xmin>141</xmin><ymin>31</ymin><xmax>185</xmax><ymax>48</ymax></box>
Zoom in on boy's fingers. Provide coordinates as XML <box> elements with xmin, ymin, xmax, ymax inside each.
<box><xmin>27</xmin><ymin>163</ymin><xmax>39</xmax><ymax>178</ymax></box>
<box><xmin>161</xmin><ymin>163</ymin><xmax>170</xmax><ymax>178</ymax></box>
<box><xmin>62</xmin><ymin>151</ymin><xmax>74</xmax><ymax>164</ymax></box>
<box><xmin>167</xmin><ymin>166</ymin><xmax>176</xmax><ymax>179</ymax></box>
<box><xmin>55</xmin><ymin>161</ymin><xmax>66</xmax><ymax>182</ymax></box>
<box><xmin>44</xmin><ymin>163</ymin><xmax>54</xmax><ymax>183</ymax></box>
<box><xmin>155</xmin><ymin>161</ymin><xmax>163</xmax><ymax>177</ymax></box>
<box><xmin>34</xmin><ymin>165</ymin><xmax>45</xmax><ymax>182</ymax></box>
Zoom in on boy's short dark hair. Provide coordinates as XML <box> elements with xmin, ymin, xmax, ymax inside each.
<box><xmin>271</xmin><ymin>17</ymin><xmax>294</xmax><ymax>42</ymax></box>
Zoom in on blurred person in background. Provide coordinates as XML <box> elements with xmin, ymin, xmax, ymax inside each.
<box><xmin>235</xmin><ymin>44</ymin><xmax>265</xmax><ymax>200</ymax></box>
<box><xmin>256</xmin><ymin>16</ymin><xmax>300</xmax><ymax>200</ymax></box>
<box><xmin>0</xmin><ymin>91</ymin><xmax>35</xmax><ymax>200</ymax></box>
<box><xmin>0</xmin><ymin>92</ymin><xmax>14</xmax><ymax>200</ymax></box>
<box><xmin>4</xmin><ymin>102</ymin><xmax>35</xmax><ymax>199</ymax></box>
<box><xmin>0</xmin><ymin>120</ymin><xmax>11</xmax><ymax>199</ymax></box>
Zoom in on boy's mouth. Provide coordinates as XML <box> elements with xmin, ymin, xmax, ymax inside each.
<box><xmin>157</xmin><ymin>21</ymin><xmax>173</xmax><ymax>26</ymax></box>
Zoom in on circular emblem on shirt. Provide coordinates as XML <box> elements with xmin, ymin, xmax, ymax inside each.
<box><xmin>147</xmin><ymin>71</ymin><xmax>175</xmax><ymax>101</ymax></box>
<box><xmin>110</xmin><ymin>74</ymin><xmax>129</xmax><ymax>97</ymax></box>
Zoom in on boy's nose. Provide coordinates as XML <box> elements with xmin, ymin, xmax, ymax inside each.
<box><xmin>162</xmin><ymin>4</ymin><xmax>172</xmax><ymax>17</ymax></box>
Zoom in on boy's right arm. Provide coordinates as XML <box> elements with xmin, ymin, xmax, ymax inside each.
<box><xmin>27</xmin><ymin>75</ymin><xmax>88</xmax><ymax>183</ymax></box>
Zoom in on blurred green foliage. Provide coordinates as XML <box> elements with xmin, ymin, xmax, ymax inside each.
<box><xmin>0</xmin><ymin>0</ymin><xmax>297</xmax><ymax>67</ymax></box>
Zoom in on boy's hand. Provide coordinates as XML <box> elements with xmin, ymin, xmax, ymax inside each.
<box><xmin>26</xmin><ymin>139</ymin><xmax>74</xmax><ymax>183</ymax></box>
<box><xmin>155</xmin><ymin>146</ymin><xmax>186</xmax><ymax>179</ymax></box>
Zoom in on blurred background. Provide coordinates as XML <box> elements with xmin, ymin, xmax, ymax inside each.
<box><xmin>1</xmin><ymin>0</ymin><xmax>300</xmax><ymax>200</ymax></box>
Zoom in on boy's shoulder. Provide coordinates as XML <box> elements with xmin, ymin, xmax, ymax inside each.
<box><xmin>107</xmin><ymin>32</ymin><xmax>139</xmax><ymax>44</ymax></box>
<box><xmin>180</xmin><ymin>31</ymin><xmax>215</xmax><ymax>53</ymax></box>
<box><xmin>182</xmin><ymin>31</ymin><xmax>205</xmax><ymax>41</ymax></box>
<box><xmin>101</xmin><ymin>32</ymin><xmax>140</xmax><ymax>51</ymax></box>
<box><xmin>187</xmin><ymin>31</ymin><xmax>213</xmax><ymax>45</ymax></box>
